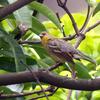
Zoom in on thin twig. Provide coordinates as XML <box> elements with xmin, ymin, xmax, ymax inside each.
<box><xmin>19</xmin><ymin>34</ymin><xmax>77</xmax><ymax>45</ymax></box>
<box><xmin>74</xmin><ymin>5</ymin><xmax>91</xmax><ymax>49</ymax></box>
<box><xmin>64</xmin><ymin>0</ymin><xmax>68</xmax><ymax>6</ymax></box>
<box><xmin>74</xmin><ymin>5</ymin><xmax>99</xmax><ymax>48</ymax></box>
<box><xmin>67</xmin><ymin>90</ymin><xmax>73</xmax><ymax>100</ymax></box>
<box><xmin>56</xmin><ymin>12</ymin><xmax>66</xmax><ymax>37</ymax></box>
<box><xmin>85</xmin><ymin>20</ymin><xmax>100</xmax><ymax>33</ymax></box>
<box><xmin>74</xmin><ymin>34</ymin><xmax>85</xmax><ymax>48</ymax></box>
<box><xmin>79</xmin><ymin>5</ymin><xmax>91</xmax><ymax>33</ymax></box>
<box><xmin>62</xmin><ymin>34</ymin><xmax>77</xmax><ymax>41</ymax></box>
<box><xmin>57</xmin><ymin>0</ymin><xmax>79</xmax><ymax>35</ymax></box>
<box><xmin>56</xmin><ymin>12</ymin><xmax>61</xmax><ymax>23</ymax></box>
<box><xmin>74</xmin><ymin>20</ymin><xmax>100</xmax><ymax>48</ymax></box>
<box><xmin>20</xmin><ymin>61</ymin><xmax>49</xmax><ymax>100</ymax></box>
<box><xmin>67</xmin><ymin>68</ymin><xmax>76</xmax><ymax>100</ymax></box>
<box><xmin>19</xmin><ymin>41</ymin><xmax>41</xmax><ymax>45</ymax></box>
<box><xmin>48</xmin><ymin>62</ymin><xmax>62</xmax><ymax>71</ymax></box>
<box><xmin>0</xmin><ymin>86</ymin><xmax>53</xmax><ymax>99</ymax></box>
<box><xmin>30</xmin><ymin>87</ymin><xmax>58</xmax><ymax>100</ymax></box>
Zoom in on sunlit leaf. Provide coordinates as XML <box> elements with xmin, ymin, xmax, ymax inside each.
<box><xmin>61</xmin><ymin>13</ymin><xmax>85</xmax><ymax>35</ymax></box>
<box><xmin>94</xmin><ymin>71</ymin><xmax>100</xmax><ymax>77</ymax></box>
<box><xmin>78</xmin><ymin>36</ymin><xmax>94</xmax><ymax>56</ymax></box>
<box><xmin>31</xmin><ymin>16</ymin><xmax>46</xmax><ymax>34</ymax></box>
<box><xmin>92</xmin><ymin>90</ymin><xmax>100</xmax><ymax>100</ymax></box>
<box><xmin>43</xmin><ymin>21</ymin><xmax>62</xmax><ymax>37</ymax></box>
<box><xmin>60</xmin><ymin>71</ymin><xmax>71</xmax><ymax>77</ymax></box>
<box><xmin>1</xmin><ymin>19</ymin><xmax>13</xmax><ymax>32</ymax></box>
<box><xmin>96</xmin><ymin>0</ymin><xmax>100</xmax><ymax>2</ymax></box>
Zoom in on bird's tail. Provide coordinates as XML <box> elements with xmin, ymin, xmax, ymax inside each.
<box><xmin>74</xmin><ymin>51</ymin><xmax>96</xmax><ymax>65</ymax></box>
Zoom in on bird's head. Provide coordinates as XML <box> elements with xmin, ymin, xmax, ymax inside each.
<box><xmin>39</xmin><ymin>32</ymin><xmax>53</xmax><ymax>40</ymax></box>
<box><xmin>39</xmin><ymin>32</ymin><xmax>53</xmax><ymax>45</ymax></box>
<box><xmin>39</xmin><ymin>32</ymin><xmax>48</xmax><ymax>39</ymax></box>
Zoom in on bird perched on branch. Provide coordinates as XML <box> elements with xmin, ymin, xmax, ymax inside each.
<box><xmin>39</xmin><ymin>32</ymin><xmax>96</xmax><ymax>68</ymax></box>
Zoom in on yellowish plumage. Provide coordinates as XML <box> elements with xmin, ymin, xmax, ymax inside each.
<box><xmin>39</xmin><ymin>32</ymin><xmax>96</xmax><ymax>65</ymax></box>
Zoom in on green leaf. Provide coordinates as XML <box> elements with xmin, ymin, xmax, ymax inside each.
<box><xmin>0</xmin><ymin>29</ymin><xmax>26</xmax><ymax>71</ymax></box>
<box><xmin>31</xmin><ymin>16</ymin><xmax>46</xmax><ymax>34</ymax></box>
<box><xmin>0</xmin><ymin>56</ymin><xmax>37</xmax><ymax>72</ymax></box>
<box><xmin>0</xmin><ymin>86</ymin><xmax>13</xmax><ymax>93</ymax></box>
<box><xmin>78</xmin><ymin>91</ymin><xmax>91</xmax><ymax>100</ymax></box>
<box><xmin>32</xmin><ymin>44</ymin><xmax>48</xmax><ymax>58</ymax></box>
<box><xmin>61</xmin><ymin>13</ymin><xmax>85</xmax><ymax>35</ymax></box>
<box><xmin>32</xmin><ymin>82</ymin><xmax>37</xmax><ymax>89</ymax></box>
<box><xmin>23</xmin><ymin>82</ymin><xmax>37</xmax><ymax>91</ymax></box>
<box><xmin>0</xmin><ymin>38</ymin><xmax>10</xmax><ymax>50</ymax></box>
<box><xmin>75</xmin><ymin>62</ymin><xmax>91</xmax><ymax>79</ymax></box>
<box><xmin>6</xmin><ymin>14</ymin><xmax>17</xmax><ymax>30</ymax></box>
<box><xmin>0</xmin><ymin>14</ymin><xmax>16</xmax><ymax>33</ymax></box>
<box><xmin>0</xmin><ymin>0</ymin><xmax>8</xmax><ymax>5</ymax></box>
<box><xmin>43</xmin><ymin>21</ymin><xmax>62</xmax><ymax>37</ymax></box>
<box><xmin>29</xmin><ymin>1</ymin><xmax>61</xmax><ymax>30</ymax></box>
<box><xmin>42</xmin><ymin>56</ymin><xmax>55</xmax><ymax>66</ymax></box>
<box><xmin>23</xmin><ymin>82</ymin><xmax>33</xmax><ymax>90</ymax></box>
<box><xmin>78</xmin><ymin>36</ymin><xmax>94</xmax><ymax>55</ymax></box>
<box><xmin>96</xmin><ymin>0</ymin><xmax>100</xmax><ymax>2</ymax></box>
<box><xmin>79</xmin><ymin>97</ymin><xmax>88</xmax><ymax>100</ymax></box>
<box><xmin>37</xmin><ymin>59</ymin><xmax>50</xmax><ymax>68</ymax></box>
<box><xmin>94</xmin><ymin>70</ymin><xmax>100</xmax><ymax>77</ymax></box>
<box><xmin>0</xmin><ymin>57</ymin><xmax>16</xmax><ymax>72</ymax></box>
<box><xmin>92</xmin><ymin>90</ymin><xmax>100</xmax><ymax>100</ymax></box>
<box><xmin>93</xmin><ymin>3</ymin><xmax>100</xmax><ymax>16</ymax></box>
<box><xmin>0</xmin><ymin>19</ymin><xmax>13</xmax><ymax>32</ymax></box>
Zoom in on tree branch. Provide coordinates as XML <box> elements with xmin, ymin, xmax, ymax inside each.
<box><xmin>0</xmin><ymin>70</ymin><xmax>100</xmax><ymax>91</ymax></box>
<box><xmin>19</xmin><ymin>40</ymin><xmax>41</xmax><ymax>45</ymax></box>
<box><xmin>85</xmin><ymin>20</ymin><xmax>100</xmax><ymax>33</ymax></box>
<box><xmin>0</xmin><ymin>86</ymin><xmax>55</xmax><ymax>99</ymax></box>
<box><xmin>21</xmin><ymin>61</ymin><xmax>49</xmax><ymax>100</ymax></box>
<box><xmin>79</xmin><ymin>5</ymin><xmax>91</xmax><ymax>33</ymax></box>
<box><xmin>30</xmin><ymin>87</ymin><xmax>58</xmax><ymax>100</ymax></box>
<box><xmin>47</xmin><ymin>62</ymin><xmax>62</xmax><ymax>71</ymax></box>
<box><xmin>56</xmin><ymin>12</ymin><xmax>66</xmax><ymax>37</ymax></box>
<box><xmin>0</xmin><ymin>0</ymin><xmax>35</xmax><ymax>21</ymax></box>
<box><xmin>57</xmin><ymin>0</ymin><xmax>79</xmax><ymax>35</ymax></box>
<box><xmin>74</xmin><ymin>33</ymin><xmax>85</xmax><ymax>48</ymax></box>
<box><xmin>74</xmin><ymin>20</ymin><xmax>100</xmax><ymax>48</ymax></box>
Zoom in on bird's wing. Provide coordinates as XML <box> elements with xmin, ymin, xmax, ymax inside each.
<box><xmin>48</xmin><ymin>39</ymin><xmax>74</xmax><ymax>63</ymax></box>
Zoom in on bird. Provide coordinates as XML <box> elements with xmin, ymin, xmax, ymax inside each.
<box><xmin>39</xmin><ymin>32</ymin><xmax>96</xmax><ymax>67</ymax></box>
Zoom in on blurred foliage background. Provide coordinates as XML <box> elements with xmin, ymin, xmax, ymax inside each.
<box><xmin>0</xmin><ymin>0</ymin><xmax>100</xmax><ymax>100</ymax></box>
